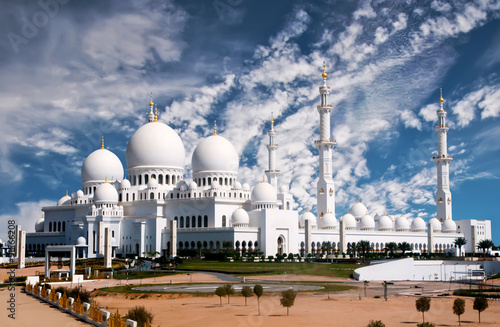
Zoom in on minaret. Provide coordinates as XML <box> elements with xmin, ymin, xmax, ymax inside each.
<box><xmin>147</xmin><ymin>93</ymin><xmax>155</xmax><ymax>122</ymax></box>
<box><xmin>265</xmin><ymin>113</ymin><xmax>280</xmax><ymax>191</ymax></box>
<box><xmin>433</xmin><ymin>89</ymin><xmax>453</xmax><ymax>220</ymax></box>
<box><xmin>315</xmin><ymin>63</ymin><xmax>336</xmax><ymax>217</ymax></box>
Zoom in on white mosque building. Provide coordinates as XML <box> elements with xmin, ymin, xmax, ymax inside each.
<box><xmin>25</xmin><ymin>67</ymin><xmax>491</xmax><ymax>258</ymax></box>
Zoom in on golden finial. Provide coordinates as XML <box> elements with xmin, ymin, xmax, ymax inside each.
<box><xmin>357</xmin><ymin>198</ymin><xmax>360</xmax><ymax>203</ymax></box>
<box><xmin>101</xmin><ymin>136</ymin><xmax>104</xmax><ymax>149</ymax></box>
<box><xmin>154</xmin><ymin>104</ymin><xmax>158</xmax><ymax>122</ymax></box>
<box><xmin>213</xmin><ymin>120</ymin><xmax>217</xmax><ymax>135</ymax></box>
<box><xmin>65</xmin><ymin>190</ymin><xmax>68</xmax><ymax>196</ymax></box>
<box><xmin>439</xmin><ymin>88</ymin><xmax>444</xmax><ymax>103</ymax></box>
<box><xmin>149</xmin><ymin>93</ymin><xmax>154</xmax><ymax>107</ymax></box>
<box><xmin>271</xmin><ymin>112</ymin><xmax>274</xmax><ymax>126</ymax></box>
<box><xmin>322</xmin><ymin>61</ymin><xmax>327</xmax><ymax>79</ymax></box>
<box><xmin>262</xmin><ymin>175</ymin><xmax>266</xmax><ymax>182</ymax></box>
<box><xmin>105</xmin><ymin>176</ymin><xmax>108</xmax><ymax>183</ymax></box>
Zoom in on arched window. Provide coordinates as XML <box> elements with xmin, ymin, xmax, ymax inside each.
<box><xmin>192</xmin><ymin>216</ymin><xmax>196</xmax><ymax>228</ymax></box>
<box><xmin>209</xmin><ymin>241</ymin><xmax>214</xmax><ymax>249</ymax></box>
<box><xmin>133</xmin><ymin>193</ymin><xmax>136</xmax><ymax>201</ymax></box>
<box><xmin>219</xmin><ymin>177</ymin><xmax>223</xmax><ymax>185</ymax></box>
<box><xmin>171</xmin><ymin>193</ymin><xmax>173</xmax><ymax>199</ymax></box>
<box><xmin>172</xmin><ymin>175</ymin><xmax>176</xmax><ymax>185</ymax></box>
<box><xmin>158</xmin><ymin>175</ymin><xmax>163</xmax><ymax>184</ymax></box>
<box><xmin>178</xmin><ymin>241</ymin><xmax>183</xmax><ymax>249</ymax></box>
<box><xmin>58</xmin><ymin>221</ymin><xmax>61</xmax><ymax>232</ymax></box>
<box><xmin>126</xmin><ymin>193</ymin><xmax>129</xmax><ymax>201</ymax></box>
<box><xmin>198</xmin><ymin>216</ymin><xmax>202</xmax><ymax>227</ymax></box>
<box><xmin>150</xmin><ymin>192</ymin><xmax>154</xmax><ymax>200</ymax></box>
<box><xmin>151</xmin><ymin>174</ymin><xmax>156</xmax><ymax>180</ymax></box>
<box><xmin>119</xmin><ymin>194</ymin><xmax>122</xmax><ymax>202</ymax></box>
<box><xmin>184</xmin><ymin>241</ymin><xmax>189</xmax><ymax>248</ymax></box>
<box><xmin>186</xmin><ymin>216</ymin><xmax>190</xmax><ymax>228</ymax></box>
<box><xmin>222</xmin><ymin>215</ymin><xmax>226</xmax><ymax>227</ymax></box>
<box><xmin>180</xmin><ymin>216</ymin><xmax>184</xmax><ymax>228</ymax></box>
<box><xmin>191</xmin><ymin>241</ymin><xmax>195</xmax><ymax>248</ymax></box>
<box><xmin>225</xmin><ymin>177</ymin><xmax>228</xmax><ymax>185</ymax></box>
<box><xmin>133</xmin><ymin>175</ymin><xmax>137</xmax><ymax>185</ymax></box>
<box><xmin>62</xmin><ymin>221</ymin><xmax>65</xmax><ymax>232</ymax></box>
<box><xmin>204</xmin><ymin>215</ymin><xmax>208</xmax><ymax>227</ymax></box>
<box><xmin>49</xmin><ymin>222</ymin><xmax>52</xmax><ymax>232</ymax></box>
<box><xmin>166</xmin><ymin>175</ymin><xmax>170</xmax><ymax>185</ymax></box>
<box><xmin>145</xmin><ymin>174</ymin><xmax>149</xmax><ymax>184</ymax></box>
<box><xmin>138</xmin><ymin>175</ymin><xmax>142</xmax><ymax>185</ymax></box>
<box><xmin>203</xmin><ymin>241</ymin><xmax>208</xmax><ymax>248</ymax></box>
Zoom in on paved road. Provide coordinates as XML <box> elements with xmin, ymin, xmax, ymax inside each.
<box><xmin>132</xmin><ymin>283</ymin><xmax>324</xmax><ymax>293</ymax></box>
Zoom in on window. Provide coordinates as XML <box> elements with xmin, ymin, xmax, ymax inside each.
<box><xmin>159</xmin><ymin>175</ymin><xmax>163</xmax><ymax>184</ymax></box>
<box><xmin>138</xmin><ymin>175</ymin><xmax>142</xmax><ymax>185</ymax></box>
<box><xmin>62</xmin><ymin>221</ymin><xmax>65</xmax><ymax>232</ymax></box>
<box><xmin>49</xmin><ymin>222</ymin><xmax>52</xmax><ymax>232</ymax></box>
<box><xmin>58</xmin><ymin>221</ymin><xmax>61</xmax><ymax>232</ymax></box>
<box><xmin>204</xmin><ymin>215</ymin><xmax>208</xmax><ymax>227</ymax></box>
<box><xmin>186</xmin><ymin>216</ymin><xmax>190</xmax><ymax>228</ymax></box>
<box><xmin>180</xmin><ymin>216</ymin><xmax>184</xmax><ymax>228</ymax></box>
<box><xmin>192</xmin><ymin>216</ymin><xmax>196</xmax><ymax>228</ymax></box>
<box><xmin>198</xmin><ymin>216</ymin><xmax>202</xmax><ymax>227</ymax></box>
<box><xmin>166</xmin><ymin>175</ymin><xmax>170</xmax><ymax>185</ymax></box>
<box><xmin>145</xmin><ymin>174</ymin><xmax>149</xmax><ymax>184</ymax></box>
<box><xmin>150</xmin><ymin>192</ymin><xmax>154</xmax><ymax>200</ymax></box>
<box><xmin>112</xmin><ymin>230</ymin><xmax>114</xmax><ymax>237</ymax></box>
<box><xmin>222</xmin><ymin>215</ymin><xmax>226</xmax><ymax>227</ymax></box>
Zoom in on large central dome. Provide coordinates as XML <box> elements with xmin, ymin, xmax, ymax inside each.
<box><xmin>191</xmin><ymin>134</ymin><xmax>239</xmax><ymax>173</ymax></box>
<box><xmin>126</xmin><ymin>121</ymin><xmax>185</xmax><ymax>169</ymax></box>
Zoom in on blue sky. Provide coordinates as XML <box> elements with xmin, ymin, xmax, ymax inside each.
<box><xmin>0</xmin><ymin>0</ymin><xmax>499</xmax><ymax>243</ymax></box>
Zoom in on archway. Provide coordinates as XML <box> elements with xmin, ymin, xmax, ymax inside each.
<box><xmin>277</xmin><ymin>236</ymin><xmax>285</xmax><ymax>255</ymax></box>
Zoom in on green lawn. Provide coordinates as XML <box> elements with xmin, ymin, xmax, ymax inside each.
<box><xmin>112</xmin><ymin>270</ymin><xmax>179</xmax><ymax>280</ymax></box>
<box><xmin>177</xmin><ymin>260</ymin><xmax>356</xmax><ymax>278</ymax></box>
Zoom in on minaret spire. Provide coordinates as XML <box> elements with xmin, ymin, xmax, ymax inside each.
<box><xmin>147</xmin><ymin>93</ymin><xmax>155</xmax><ymax>122</ymax></box>
<box><xmin>213</xmin><ymin>120</ymin><xmax>217</xmax><ymax>135</ymax></box>
<box><xmin>315</xmin><ymin>62</ymin><xmax>336</xmax><ymax>217</ymax></box>
<box><xmin>433</xmin><ymin>89</ymin><xmax>453</xmax><ymax>220</ymax></box>
<box><xmin>101</xmin><ymin>136</ymin><xmax>104</xmax><ymax>149</ymax></box>
<box><xmin>265</xmin><ymin>112</ymin><xmax>280</xmax><ymax>191</ymax></box>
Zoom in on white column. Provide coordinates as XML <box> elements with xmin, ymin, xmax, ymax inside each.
<box><xmin>305</xmin><ymin>219</ymin><xmax>312</xmax><ymax>255</ymax></box>
<box><xmin>104</xmin><ymin>228</ymin><xmax>112</xmax><ymax>268</ymax></box>
<box><xmin>98</xmin><ymin>222</ymin><xmax>104</xmax><ymax>255</ymax></box>
<box><xmin>17</xmin><ymin>230</ymin><xmax>25</xmax><ymax>269</ymax></box>
<box><xmin>170</xmin><ymin>220</ymin><xmax>177</xmax><ymax>258</ymax></box>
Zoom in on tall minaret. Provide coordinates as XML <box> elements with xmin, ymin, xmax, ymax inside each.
<box><xmin>316</xmin><ymin>63</ymin><xmax>336</xmax><ymax>217</ymax></box>
<box><xmin>147</xmin><ymin>93</ymin><xmax>155</xmax><ymax>122</ymax></box>
<box><xmin>265</xmin><ymin>113</ymin><xmax>280</xmax><ymax>191</ymax></box>
<box><xmin>433</xmin><ymin>89</ymin><xmax>453</xmax><ymax>220</ymax></box>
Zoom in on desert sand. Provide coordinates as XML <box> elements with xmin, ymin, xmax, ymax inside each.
<box><xmin>2</xmin><ymin>267</ymin><xmax>500</xmax><ymax>327</ymax></box>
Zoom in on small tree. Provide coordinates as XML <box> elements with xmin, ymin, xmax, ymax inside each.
<box><xmin>417</xmin><ymin>323</ymin><xmax>435</xmax><ymax>327</ymax></box>
<box><xmin>416</xmin><ymin>297</ymin><xmax>431</xmax><ymax>323</ymax></box>
<box><xmin>196</xmin><ymin>241</ymin><xmax>203</xmax><ymax>258</ymax></box>
<box><xmin>366</xmin><ymin>320</ymin><xmax>385</xmax><ymax>327</ymax></box>
<box><xmin>280</xmin><ymin>289</ymin><xmax>297</xmax><ymax>316</ymax></box>
<box><xmin>364</xmin><ymin>280</ymin><xmax>369</xmax><ymax>297</ymax></box>
<box><xmin>215</xmin><ymin>286</ymin><xmax>226</xmax><ymax>307</ymax></box>
<box><xmin>454</xmin><ymin>237</ymin><xmax>467</xmax><ymax>257</ymax></box>
<box><xmin>473</xmin><ymin>296</ymin><xmax>488</xmax><ymax>323</ymax></box>
<box><xmin>224</xmin><ymin>284</ymin><xmax>235</xmax><ymax>304</ymax></box>
<box><xmin>453</xmin><ymin>298</ymin><xmax>465</xmax><ymax>326</ymax></box>
<box><xmin>398</xmin><ymin>242</ymin><xmax>411</xmax><ymax>257</ymax></box>
<box><xmin>254</xmin><ymin>284</ymin><xmax>263</xmax><ymax>315</ymax></box>
<box><xmin>241</xmin><ymin>286</ymin><xmax>253</xmax><ymax>306</ymax></box>
<box><xmin>477</xmin><ymin>240</ymin><xmax>494</xmax><ymax>258</ymax></box>
<box><xmin>125</xmin><ymin>306</ymin><xmax>154</xmax><ymax>327</ymax></box>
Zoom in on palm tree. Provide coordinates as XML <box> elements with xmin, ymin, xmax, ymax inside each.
<box><xmin>222</xmin><ymin>241</ymin><xmax>233</xmax><ymax>253</ymax></box>
<box><xmin>357</xmin><ymin>240</ymin><xmax>371</xmax><ymax>262</ymax></box>
<box><xmin>477</xmin><ymin>239</ymin><xmax>494</xmax><ymax>258</ymax></box>
<box><xmin>454</xmin><ymin>237</ymin><xmax>467</xmax><ymax>257</ymax></box>
<box><xmin>385</xmin><ymin>242</ymin><xmax>398</xmax><ymax>258</ymax></box>
<box><xmin>398</xmin><ymin>242</ymin><xmax>411</xmax><ymax>257</ymax></box>
<box><xmin>321</xmin><ymin>241</ymin><xmax>332</xmax><ymax>255</ymax></box>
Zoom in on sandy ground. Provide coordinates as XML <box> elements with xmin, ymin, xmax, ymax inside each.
<box><xmin>2</xmin><ymin>268</ymin><xmax>500</xmax><ymax>327</ymax></box>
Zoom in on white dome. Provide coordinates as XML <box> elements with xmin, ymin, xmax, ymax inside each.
<box><xmin>378</xmin><ymin>215</ymin><xmax>393</xmax><ymax>231</ymax></box>
<box><xmin>57</xmin><ymin>194</ymin><xmax>71</xmax><ymax>206</ymax></box>
<box><xmin>242</xmin><ymin>183</ymin><xmax>250</xmax><ymax>191</ymax></box>
<box><xmin>234</xmin><ymin>181</ymin><xmax>242</xmax><ymax>190</ymax></box>
<box><xmin>350</xmin><ymin>202</ymin><xmax>368</xmax><ymax>219</ymax></box>
<box><xmin>126</xmin><ymin>121</ymin><xmax>185</xmax><ymax>169</ymax></box>
<box><xmin>279</xmin><ymin>184</ymin><xmax>288</xmax><ymax>193</ymax></box>
<box><xmin>35</xmin><ymin>217</ymin><xmax>44</xmax><ymax>232</ymax></box>
<box><xmin>429</xmin><ymin>217</ymin><xmax>442</xmax><ymax>232</ymax></box>
<box><xmin>251</xmin><ymin>181</ymin><xmax>277</xmax><ymax>203</ymax></box>
<box><xmin>76</xmin><ymin>236</ymin><xmax>86</xmax><ymax>246</ymax></box>
<box><xmin>299</xmin><ymin>211</ymin><xmax>317</xmax><ymax>228</ymax></box>
<box><xmin>191</xmin><ymin>134</ymin><xmax>239</xmax><ymax>174</ymax></box>
<box><xmin>374</xmin><ymin>213</ymin><xmax>381</xmax><ymax>221</ymax></box>
<box><xmin>189</xmin><ymin>181</ymin><xmax>198</xmax><ymax>190</ymax></box>
<box><xmin>76</xmin><ymin>190</ymin><xmax>84</xmax><ymax>197</ymax></box>
<box><xmin>231</xmin><ymin>207</ymin><xmax>249</xmax><ymax>226</ymax></box>
<box><xmin>395</xmin><ymin>216</ymin><xmax>410</xmax><ymax>231</ymax></box>
<box><xmin>411</xmin><ymin>216</ymin><xmax>426</xmax><ymax>232</ymax></box>
<box><xmin>340</xmin><ymin>213</ymin><xmax>357</xmax><ymax>229</ymax></box>
<box><xmin>121</xmin><ymin>179</ymin><xmax>131</xmax><ymax>189</ymax></box>
<box><xmin>211</xmin><ymin>180</ymin><xmax>219</xmax><ymax>189</ymax></box>
<box><xmin>360</xmin><ymin>214</ymin><xmax>375</xmax><ymax>230</ymax></box>
<box><xmin>94</xmin><ymin>183</ymin><xmax>118</xmax><ymax>204</ymax></box>
<box><xmin>147</xmin><ymin>177</ymin><xmax>158</xmax><ymax>188</ymax></box>
<box><xmin>319</xmin><ymin>212</ymin><xmax>337</xmax><ymax>229</ymax></box>
<box><xmin>81</xmin><ymin>148</ymin><xmax>124</xmax><ymax>183</ymax></box>
<box><xmin>442</xmin><ymin>219</ymin><xmax>456</xmax><ymax>233</ymax></box>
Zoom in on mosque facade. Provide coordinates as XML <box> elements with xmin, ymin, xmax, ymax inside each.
<box><xmin>25</xmin><ymin>68</ymin><xmax>492</xmax><ymax>258</ymax></box>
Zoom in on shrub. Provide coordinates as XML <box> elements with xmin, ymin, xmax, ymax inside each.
<box><xmin>125</xmin><ymin>306</ymin><xmax>153</xmax><ymax>327</ymax></box>
<box><xmin>415</xmin><ymin>297</ymin><xmax>431</xmax><ymax>323</ymax></box>
<box><xmin>280</xmin><ymin>289</ymin><xmax>297</xmax><ymax>316</ymax></box>
<box><xmin>366</xmin><ymin>320</ymin><xmax>385</xmax><ymax>327</ymax></box>
<box><xmin>473</xmin><ymin>296</ymin><xmax>488</xmax><ymax>323</ymax></box>
<box><xmin>417</xmin><ymin>323</ymin><xmax>435</xmax><ymax>327</ymax></box>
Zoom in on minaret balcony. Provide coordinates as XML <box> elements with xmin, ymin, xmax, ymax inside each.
<box><xmin>433</xmin><ymin>155</ymin><xmax>453</xmax><ymax>159</ymax></box>
<box><xmin>319</xmin><ymin>86</ymin><xmax>331</xmax><ymax>90</ymax></box>
<box><xmin>435</xmin><ymin>125</ymin><xmax>449</xmax><ymax>129</ymax></box>
<box><xmin>317</xmin><ymin>105</ymin><xmax>333</xmax><ymax>109</ymax></box>
<box><xmin>314</xmin><ymin>139</ymin><xmax>336</xmax><ymax>144</ymax></box>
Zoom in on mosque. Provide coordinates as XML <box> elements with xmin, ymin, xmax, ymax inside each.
<box><xmin>25</xmin><ymin>67</ymin><xmax>492</xmax><ymax>259</ymax></box>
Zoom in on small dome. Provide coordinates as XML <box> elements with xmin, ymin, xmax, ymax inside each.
<box><xmin>428</xmin><ymin>217</ymin><xmax>442</xmax><ymax>232</ymax></box>
<box><xmin>94</xmin><ymin>183</ymin><xmax>119</xmax><ymax>204</ymax></box>
<box><xmin>147</xmin><ymin>177</ymin><xmax>158</xmax><ymax>188</ymax></box>
<box><xmin>340</xmin><ymin>213</ymin><xmax>357</xmax><ymax>229</ymax></box>
<box><xmin>191</xmin><ymin>134</ymin><xmax>239</xmax><ymax>174</ymax></box>
<box><xmin>395</xmin><ymin>216</ymin><xmax>410</xmax><ymax>231</ymax></box>
<box><xmin>57</xmin><ymin>194</ymin><xmax>71</xmax><ymax>206</ymax></box>
<box><xmin>121</xmin><ymin>179</ymin><xmax>131</xmax><ymax>189</ymax></box>
<box><xmin>35</xmin><ymin>216</ymin><xmax>44</xmax><ymax>232</ymax></box>
<box><xmin>251</xmin><ymin>181</ymin><xmax>277</xmax><ymax>203</ymax></box>
<box><xmin>189</xmin><ymin>181</ymin><xmax>198</xmax><ymax>190</ymax></box>
<box><xmin>211</xmin><ymin>180</ymin><xmax>219</xmax><ymax>189</ymax></box>
<box><xmin>234</xmin><ymin>181</ymin><xmax>242</xmax><ymax>190</ymax></box>
<box><xmin>299</xmin><ymin>211</ymin><xmax>317</xmax><ymax>228</ymax></box>
<box><xmin>411</xmin><ymin>216</ymin><xmax>426</xmax><ymax>232</ymax></box>
<box><xmin>242</xmin><ymin>183</ymin><xmax>250</xmax><ymax>191</ymax></box>
<box><xmin>279</xmin><ymin>184</ymin><xmax>288</xmax><ymax>193</ymax></box>
<box><xmin>319</xmin><ymin>212</ymin><xmax>337</xmax><ymax>229</ymax></box>
<box><xmin>360</xmin><ymin>214</ymin><xmax>375</xmax><ymax>230</ymax></box>
<box><xmin>81</xmin><ymin>148</ymin><xmax>124</xmax><ymax>184</ymax></box>
<box><xmin>231</xmin><ymin>207</ymin><xmax>249</xmax><ymax>226</ymax></box>
<box><xmin>350</xmin><ymin>201</ymin><xmax>368</xmax><ymax>219</ymax></box>
<box><xmin>377</xmin><ymin>215</ymin><xmax>393</xmax><ymax>231</ymax></box>
<box><xmin>374</xmin><ymin>213</ymin><xmax>381</xmax><ymax>221</ymax></box>
<box><xmin>177</xmin><ymin>180</ymin><xmax>187</xmax><ymax>191</ymax></box>
<box><xmin>126</xmin><ymin>121</ymin><xmax>185</xmax><ymax>169</ymax></box>
<box><xmin>76</xmin><ymin>190</ymin><xmax>84</xmax><ymax>197</ymax></box>
<box><xmin>76</xmin><ymin>236</ymin><xmax>86</xmax><ymax>246</ymax></box>
<box><xmin>442</xmin><ymin>218</ymin><xmax>456</xmax><ymax>233</ymax></box>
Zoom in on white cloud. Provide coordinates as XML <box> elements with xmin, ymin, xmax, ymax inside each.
<box><xmin>354</xmin><ymin>1</ymin><xmax>377</xmax><ymax>20</ymax></box>
<box><xmin>400</xmin><ymin>110</ymin><xmax>423</xmax><ymax>130</ymax></box>
<box><xmin>419</xmin><ymin>103</ymin><xmax>439</xmax><ymax>122</ymax></box>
